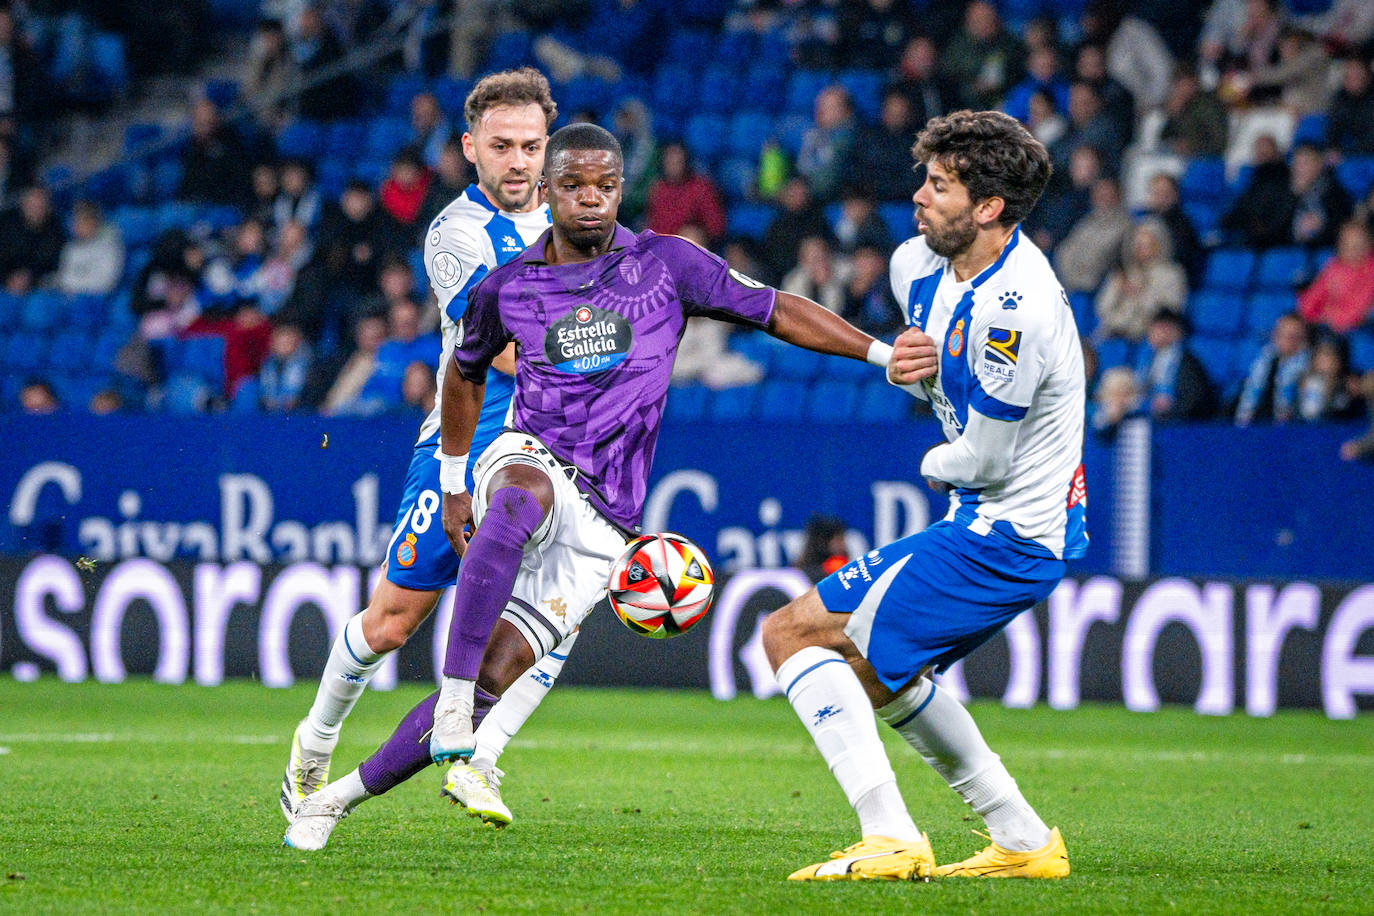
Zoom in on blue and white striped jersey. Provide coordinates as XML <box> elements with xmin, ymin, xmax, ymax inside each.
<box><xmin>889</xmin><ymin>227</ymin><xmax>1088</xmax><ymax>560</ymax></box>
<box><xmin>416</xmin><ymin>184</ymin><xmax>550</xmax><ymax>449</ymax></box>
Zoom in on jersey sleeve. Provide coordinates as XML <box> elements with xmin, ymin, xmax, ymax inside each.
<box><xmin>452</xmin><ymin>274</ymin><xmax>511</xmax><ymax>382</ymax></box>
<box><xmin>425</xmin><ymin>221</ymin><xmax>489</xmax><ymax>328</ymax></box>
<box><xmin>966</xmin><ymin>291</ymin><xmax>1053</xmax><ymax>422</ymax></box>
<box><xmin>658</xmin><ymin>235</ymin><xmax>775</xmax><ymax>327</ymax></box>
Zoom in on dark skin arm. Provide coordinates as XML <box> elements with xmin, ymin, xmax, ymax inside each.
<box><xmin>767</xmin><ymin>290</ymin><xmax>937</xmax><ymax>385</ymax></box>
<box><xmin>439</xmin><ymin>350</ymin><xmax>486</xmax><ymax>557</ymax></box>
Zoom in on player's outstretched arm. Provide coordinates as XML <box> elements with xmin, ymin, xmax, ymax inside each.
<box><xmin>766</xmin><ymin>291</ymin><xmax>937</xmax><ymax>383</ymax></box>
<box><xmin>438</xmin><ymin>351</ymin><xmax>487</xmax><ymax>556</ymax></box>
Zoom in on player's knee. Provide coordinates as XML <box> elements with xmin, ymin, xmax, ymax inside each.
<box><xmin>481</xmin><ymin>485</ymin><xmax>547</xmax><ymax>546</ymax></box>
<box><xmin>762</xmin><ymin>598</ymin><xmax>809</xmax><ymax>658</ymax></box>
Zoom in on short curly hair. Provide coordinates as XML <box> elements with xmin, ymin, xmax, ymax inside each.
<box><xmin>464</xmin><ymin>67</ymin><xmax>557</xmax><ymax>133</ymax></box>
<box><xmin>912</xmin><ymin>110</ymin><xmax>1052</xmax><ymax>226</ymax></box>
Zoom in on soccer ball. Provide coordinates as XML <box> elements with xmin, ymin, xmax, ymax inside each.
<box><xmin>607</xmin><ymin>532</ymin><xmax>715</xmax><ymax>639</ymax></box>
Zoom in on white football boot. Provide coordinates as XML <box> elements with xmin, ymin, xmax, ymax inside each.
<box><xmin>280</xmin><ymin>719</ymin><xmax>331</xmax><ymax>821</ymax></box>
<box><xmin>428</xmin><ymin>687</ymin><xmax>475</xmax><ymax>764</ymax></box>
<box><xmin>282</xmin><ymin>792</ymin><xmax>350</xmax><ymax>851</ymax></box>
<box><xmin>441</xmin><ymin>762</ymin><xmax>513</xmax><ymax>827</ymax></box>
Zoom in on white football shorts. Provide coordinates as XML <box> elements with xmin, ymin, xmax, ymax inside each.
<box><xmin>471</xmin><ymin>430</ymin><xmax>628</xmax><ymax>659</ymax></box>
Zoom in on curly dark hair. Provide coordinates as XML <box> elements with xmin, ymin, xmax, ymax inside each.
<box><xmin>464</xmin><ymin>67</ymin><xmax>557</xmax><ymax>132</ymax></box>
<box><xmin>911</xmin><ymin>110</ymin><xmax>1052</xmax><ymax>226</ymax></box>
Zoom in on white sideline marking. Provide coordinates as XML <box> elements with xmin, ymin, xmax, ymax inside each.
<box><xmin>0</xmin><ymin>747</ymin><xmax>10</xmax><ymax>755</ymax></box>
<box><xmin>0</xmin><ymin>733</ymin><xmax>279</xmax><ymax>745</ymax></box>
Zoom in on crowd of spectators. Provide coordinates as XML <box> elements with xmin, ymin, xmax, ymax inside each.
<box><xmin>3</xmin><ymin>0</ymin><xmax>1374</xmax><ymax>459</ymax></box>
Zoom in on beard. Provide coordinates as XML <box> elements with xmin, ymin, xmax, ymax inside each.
<box><xmin>921</xmin><ymin>206</ymin><xmax>978</xmax><ymax>258</ymax></box>
<box><xmin>482</xmin><ymin>173</ymin><xmax>535</xmax><ymax>212</ymax></box>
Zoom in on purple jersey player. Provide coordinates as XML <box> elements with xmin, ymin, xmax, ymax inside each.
<box><xmin>283</xmin><ymin>122</ymin><xmax>937</xmax><ymax>850</ymax></box>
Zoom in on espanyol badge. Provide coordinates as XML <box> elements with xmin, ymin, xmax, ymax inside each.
<box><xmin>947</xmin><ymin>318</ymin><xmax>965</xmax><ymax>358</ymax></box>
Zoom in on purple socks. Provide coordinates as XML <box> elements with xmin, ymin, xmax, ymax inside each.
<box><xmin>358</xmin><ymin>685</ymin><xmax>501</xmax><ymax>796</ymax></box>
<box><xmin>442</xmin><ymin>486</ymin><xmax>544</xmax><ymax>680</ymax></box>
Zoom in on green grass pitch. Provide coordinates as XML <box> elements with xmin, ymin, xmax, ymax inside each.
<box><xmin>1</xmin><ymin>679</ymin><xmax>1370</xmax><ymax>915</ymax></box>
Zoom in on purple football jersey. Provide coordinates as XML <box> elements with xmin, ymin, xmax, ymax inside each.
<box><xmin>454</xmin><ymin>226</ymin><xmax>776</xmax><ymax>528</ymax></box>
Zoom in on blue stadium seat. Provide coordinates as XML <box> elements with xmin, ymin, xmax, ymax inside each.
<box><xmin>665</xmin><ymin>383</ymin><xmax>709</xmax><ymax>422</ymax></box>
<box><xmin>757</xmin><ymin>380</ymin><xmax>809</xmax><ymax>421</ymax></box>
<box><xmin>817</xmin><ymin>352</ymin><xmax>872</xmax><ymax>382</ymax></box>
<box><xmin>1349</xmin><ymin>330</ymin><xmax>1374</xmax><ymax>374</ymax></box>
<box><xmin>650</xmin><ymin>65</ymin><xmax>697</xmax><ymax>117</ymax></box>
<box><xmin>1179</xmin><ymin>157</ymin><xmax>1227</xmax><ymax>204</ymax></box>
<box><xmin>1335</xmin><ymin>157</ymin><xmax>1374</xmax><ymax>199</ymax></box>
<box><xmin>171</xmin><ymin>336</ymin><xmax>227</xmax><ymax>389</ymax></box>
<box><xmin>123</xmin><ymin>122</ymin><xmax>162</xmax><ymax>155</ymax></box>
<box><xmin>856</xmin><ymin>378</ymin><xmax>912</xmax><ymax>421</ymax></box>
<box><xmin>48</xmin><ymin>333</ymin><xmax>91</xmax><ymax>376</ymax></box>
<box><xmin>1254</xmin><ymin>246</ymin><xmax>1308</xmax><ymax>291</ymax></box>
<box><xmin>63</xmin><ymin>294</ymin><xmax>106</xmax><ymax>332</ymax></box>
<box><xmin>317</xmin><ymin>155</ymin><xmax>351</xmax><ymax>199</ymax></box>
<box><xmin>230</xmin><ymin>376</ymin><xmax>261</xmax><ymax>414</ymax></box>
<box><xmin>1067</xmin><ymin>291</ymin><xmax>1097</xmax><ymax>337</ymax></box>
<box><xmin>386</xmin><ymin>73</ymin><xmax>427</xmax><ymax>115</ymax></box>
<box><xmin>152</xmin><ymin>159</ymin><xmax>184</xmax><ymax>200</ymax></box>
<box><xmin>742</xmin><ymin>60</ymin><xmax>786</xmax><ymax>104</ymax></box>
<box><xmin>204</xmin><ymin>78</ymin><xmax>239</xmax><ymax>109</ymax></box>
<box><xmin>1181</xmin><ymin>201</ymin><xmax>1221</xmax><ymax>238</ymax></box>
<box><xmin>683</xmin><ymin>114</ymin><xmax>729</xmax><ymax>164</ymax></box>
<box><xmin>92</xmin><ymin>328</ymin><xmax>127</xmax><ymax>370</ymax></box>
<box><xmin>432</xmin><ymin>76</ymin><xmax>472</xmax><ymax>117</ymax></box>
<box><xmin>485</xmin><ymin>30</ymin><xmax>533</xmax><ymax>70</ymax></box>
<box><xmin>326</xmin><ymin>120</ymin><xmax>368</xmax><ymax>160</ymax></box>
<box><xmin>665</xmin><ymin>29</ymin><xmax>715</xmax><ymax>66</ymax></box>
<box><xmin>785</xmin><ymin>71</ymin><xmax>831</xmax><ymax>116</ymax></box>
<box><xmin>53</xmin><ymin>372</ymin><xmax>107</xmax><ymax>409</ymax></box>
<box><xmin>806</xmin><ymin>378</ymin><xmax>860</xmax><ymax>417</ymax></box>
<box><xmin>709</xmin><ymin>385</ymin><xmax>756</xmax><ymax>420</ymax></box>
<box><xmin>773</xmin><ymin>346</ymin><xmax>823</xmax><ymax>380</ymax></box>
<box><xmin>90</xmin><ymin>33</ymin><xmax>128</xmax><ymax>96</ymax></box>
<box><xmin>773</xmin><ymin>114</ymin><xmax>811</xmax><ymax>157</ymax></box>
<box><xmin>727</xmin><ymin>112</ymin><xmax>773</xmax><ymax>159</ymax></box>
<box><xmin>755</xmin><ymin>28</ymin><xmax>790</xmax><ymax>66</ymax></box>
<box><xmin>726</xmin><ymin>202</ymin><xmax>776</xmax><ymax>241</ymax></box>
<box><xmin>1293</xmin><ymin>113</ymin><xmax>1328</xmax><ymax>146</ymax></box>
<box><xmin>1200</xmin><ymin>249</ymin><xmax>1255</xmax><ymax>293</ymax></box>
<box><xmin>352</xmin><ymin>157</ymin><xmax>391</xmax><ymax>186</ymax></box>
<box><xmin>717</xmin><ymin>157</ymin><xmax>757</xmax><ymax>201</ymax></box>
<box><xmin>5</xmin><ymin>331</ymin><xmax>49</xmax><ymax>373</ymax></box>
<box><xmin>1095</xmin><ymin>338</ymin><xmax>1135</xmax><ymax>371</ymax></box>
<box><xmin>163</xmin><ymin>372</ymin><xmax>210</xmax><ymax>415</ymax></box>
<box><xmin>1190</xmin><ymin>336</ymin><xmax>1234</xmax><ymax>387</ymax></box>
<box><xmin>695</xmin><ymin>65</ymin><xmax>741</xmax><ymax>116</ymax></box>
<box><xmin>111</xmin><ymin>206</ymin><xmax>157</xmax><ymax>248</ymax></box>
<box><xmin>716</xmin><ymin>30</ymin><xmax>755</xmax><ymax>63</ymax></box>
<box><xmin>1244</xmin><ymin>291</ymin><xmax>1296</xmax><ymax>337</ymax></box>
<box><xmin>365</xmin><ymin>116</ymin><xmax>411</xmax><ymax>160</ymax></box>
<box><xmin>678</xmin><ymin>0</ymin><xmax>733</xmax><ymax>25</ymax></box>
<box><xmin>1188</xmin><ymin>290</ymin><xmax>1245</xmax><ymax>337</ymax></box>
<box><xmin>277</xmin><ymin>120</ymin><xmax>327</xmax><ymax>159</ymax></box>
<box><xmin>729</xmin><ymin>331</ymin><xmax>778</xmax><ymax>370</ymax></box>
<box><xmin>879</xmin><ymin>202</ymin><xmax>914</xmax><ymax>240</ymax></box>
<box><xmin>22</xmin><ymin>291</ymin><xmax>66</xmax><ymax>333</ymax></box>
<box><xmin>0</xmin><ymin>291</ymin><xmax>19</xmax><ymax>331</ymax></box>
<box><xmin>409</xmin><ymin>247</ymin><xmax>429</xmax><ymax>297</ymax></box>
<box><xmin>836</xmin><ymin>69</ymin><xmax>884</xmax><ymax>122</ymax></box>
<box><xmin>559</xmin><ymin>76</ymin><xmax>617</xmax><ymax>117</ymax></box>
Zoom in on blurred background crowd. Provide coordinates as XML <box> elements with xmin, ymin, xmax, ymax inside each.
<box><xmin>2</xmin><ymin>0</ymin><xmax>1374</xmax><ymax>458</ymax></box>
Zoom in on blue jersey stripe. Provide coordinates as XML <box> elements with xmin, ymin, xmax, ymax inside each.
<box><xmin>445</xmin><ymin>263</ymin><xmax>489</xmax><ymax>327</ymax></box>
<box><xmin>970</xmin><ymin>385</ymin><xmax>1029</xmax><ymax>421</ymax></box>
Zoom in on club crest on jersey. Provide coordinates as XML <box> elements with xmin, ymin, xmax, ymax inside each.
<box><xmin>544</xmin><ymin>303</ymin><xmax>633</xmax><ymax>375</ymax></box>
<box><xmin>396</xmin><ymin>533</ymin><xmax>418</xmax><ymax>568</ymax></box>
<box><xmin>947</xmin><ymin>318</ymin><xmax>965</xmax><ymax>357</ymax></box>
<box><xmin>432</xmin><ymin>251</ymin><xmax>463</xmax><ymax>288</ymax></box>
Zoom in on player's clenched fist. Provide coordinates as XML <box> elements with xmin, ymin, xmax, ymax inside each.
<box><xmin>441</xmin><ymin>491</ymin><xmax>474</xmax><ymax>557</ymax></box>
<box><xmin>888</xmin><ymin>327</ymin><xmax>938</xmax><ymax>385</ymax></box>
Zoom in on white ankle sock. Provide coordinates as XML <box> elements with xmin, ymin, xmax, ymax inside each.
<box><xmin>320</xmin><ymin>769</ymin><xmax>370</xmax><ymax>810</ymax></box>
<box><xmin>471</xmin><ymin>631</ymin><xmax>576</xmax><ymax>769</ymax></box>
<box><xmin>306</xmin><ymin>615</ymin><xmax>387</xmax><ymax>749</ymax></box>
<box><xmin>776</xmin><ymin>646</ymin><xmax>920</xmax><ymax>842</ymax></box>
<box><xmin>878</xmin><ymin>679</ymin><xmax>1048</xmax><ymax>851</ymax></box>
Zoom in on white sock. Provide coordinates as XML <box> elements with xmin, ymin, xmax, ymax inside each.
<box><xmin>438</xmin><ymin>675</ymin><xmax>475</xmax><ymax>710</ymax></box>
<box><xmin>471</xmin><ymin>630</ymin><xmax>577</xmax><ymax>770</ymax></box>
<box><xmin>305</xmin><ymin>614</ymin><xmax>387</xmax><ymax>749</ymax></box>
<box><xmin>776</xmin><ymin>646</ymin><xmax>920</xmax><ymax>842</ymax></box>
<box><xmin>878</xmin><ymin>679</ymin><xmax>1049</xmax><ymax>852</ymax></box>
<box><xmin>319</xmin><ymin>769</ymin><xmax>370</xmax><ymax>810</ymax></box>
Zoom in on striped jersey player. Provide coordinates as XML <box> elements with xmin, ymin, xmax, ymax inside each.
<box><xmin>762</xmin><ymin>110</ymin><xmax>1087</xmax><ymax>883</ymax></box>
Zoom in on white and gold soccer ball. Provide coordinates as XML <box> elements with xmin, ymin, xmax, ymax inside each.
<box><xmin>607</xmin><ymin>532</ymin><xmax>714</xmax><ymax>639</ymax></box>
